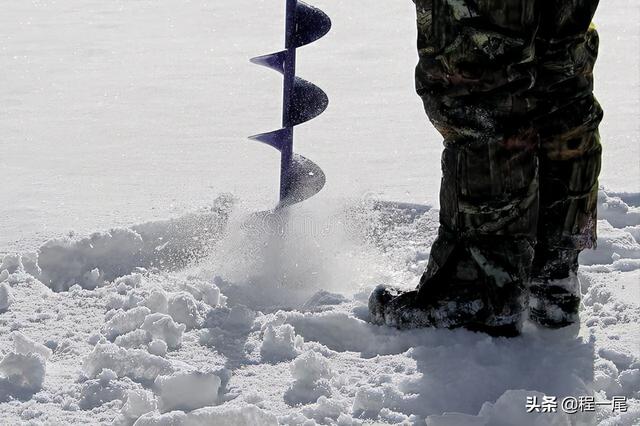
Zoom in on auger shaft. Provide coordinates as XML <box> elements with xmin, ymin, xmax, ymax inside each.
<box><xmin>249</xmin><ymin>0</ymin><xmax>331</xmax><ymax>209</ymax></box>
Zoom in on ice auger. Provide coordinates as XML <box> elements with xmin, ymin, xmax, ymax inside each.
<box><xmin>249</xmin><ymin>0</ymin><xmax>331</xmax><ymax>209</ymax></box>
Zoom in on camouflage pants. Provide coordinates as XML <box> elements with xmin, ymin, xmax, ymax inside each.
<box><xmin>414</xmin><ymin>0</ymin><xmax>603</xmax><ymax>326</ymax></box>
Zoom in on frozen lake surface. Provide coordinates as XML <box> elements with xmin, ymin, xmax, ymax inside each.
<box><xmin>1</xmin><ymin>0</ymin><xmax>638</xmax><ymax>253</ymax></box>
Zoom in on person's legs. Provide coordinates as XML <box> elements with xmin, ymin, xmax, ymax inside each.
<box><xmin>529</xmin><ymin>0</ymin><xmax>602</xmax><ymax>328</ymax></box>
<box><xmin>370</xmin><ymin>0</ymin><xmax>542</xmax><ymax>336</ymax></box>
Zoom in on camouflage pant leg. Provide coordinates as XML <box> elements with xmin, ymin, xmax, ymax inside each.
<box><xmin>529</xmin><ymin>1</ymin><xmax>603</xmax><ymax>326</ymax></box>
<box><xmin>414</xmin><ymin>0</ymin><xmax>541</xmax><ymax>326</ymax></box>
<box><xmin>413</xmin><ymin>0</ymin><xmax>602</xmax><ymax>327</ymax></box>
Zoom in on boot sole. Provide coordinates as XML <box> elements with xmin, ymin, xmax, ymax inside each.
<box><xmin>463</xmin><ymin>322</ymin><xmax>521</xmax><ymax>338</ymax></box>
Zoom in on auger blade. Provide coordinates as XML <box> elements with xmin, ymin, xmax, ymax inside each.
<box><xmin>279</xmin><ymin>153</ymin><xmax>326</xmax><ymax>208</ymax></box>
<box><xmin>250</xmin><ymin>50</ymin><xmax>287</xmax><ymax>74</ymax></box>
<box><xmin>289</xmin><ymin>76</ymin><xmax>329</xmax><ymax>127</ymax></box>
<box><xmin>292</xmin><ymin>1</ymin><xmax>332</xmax><ymax>48</ymax></box>
<box><xmin>249</xmin><ymin>128</ymin><xmax>290</xmax><ymax>151</ymax></box>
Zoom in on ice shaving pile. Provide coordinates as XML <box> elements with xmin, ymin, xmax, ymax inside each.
<box><xmin>0</xmin><ymin>190</ymin><xmax>638</xmax><ymax>425</ymax></box>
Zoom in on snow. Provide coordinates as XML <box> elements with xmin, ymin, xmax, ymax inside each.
<box><xmin>155</xmin><ymin>371</ymin><xmax>221</xmax><ymax>413</ymax></box>
<box><xmin>141</xmin><ymin>313</ymin><xmax>186</xmax><ymax>351</ymax></box>
<box><xmin>2</xmin><ymin>190</ymin><xmax>638</xmax><ymax>424</ymax></box>
<box><xmin>0</xmin><ymin>283</ymin><xmax>13</xmax><ymax>313</ymax></box>
<box><xmin>260</xmin><ymin>324</ymin><xmax>304</xmax><ymax>363</ymax></box>
<box><xmin>0</xmin><ymin>0</ymin><xmax>639</xmax><ymax>424</ymax></box>
<box><xmin>11</xmin><ymin>332</ymin><xmax>52</xmax><ymax>361</ymax></box>
<box><xmin>82</xmin><ymin>343</ymin><xmax>173</xmax><ymax>383</ymax></box>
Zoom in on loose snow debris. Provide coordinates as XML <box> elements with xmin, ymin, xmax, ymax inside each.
<box><xmin>0</xmin><ymin>282</ymin><xmax>14</xmax><ymax>312</ymax></box>
<box><xmin>121</xmin><ymin>389</ymin><xmax>158</xmax><ymax>423</ymax></box>
<box><xmin>103</xmin><ymin>307</ymin><xmax>152</xmax><ymax>341</ymax></box>
<box><xmin>260</xmin><ymin>324</ymin><xmax>304</xmax><ymax>362</ymax></box>
<box><xmin>154</xmin><ymin>371</ymin><xmax>221</xmax><ymax>413</ymax></box>
<box><xmin>0</xmin><ymin>269</ymin><xmax>8</xmax><ymax>282</ymax></box>
<box><xmin>285</xmin><ymin>351</ymin><xmax>333</xmax><ymax>406</ymax></box>
<box><xmin>0</xmin><ymin>353</ymin><xmax>46</xmax><ymax>400</ymax></box>
<box><xmin>141</xmin><ymin>313</ymin><xmax>186</xmax><ymax>350</ymax></box>
<box><xmin>11</xmin><ymin>331</ymin><xmax>52</xmax><ymax>361</ymax></box>
<box><xmin>83</xmin><ymin>343</ymin><xmax>173</xmax><ymax>383</ymax></box>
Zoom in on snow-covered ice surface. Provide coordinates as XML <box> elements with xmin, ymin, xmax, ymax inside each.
<box><xmin>0</xmin><ymin>191</ymin><xmax>639</xmax><ymax>425</ymax></box>
<box><xmin>1</xmin><ymin>0</ymin><xmax>638</xmax><ymax>253</ymax></box>
<box><xmin>1</xmin><ymin>0</ymin><xmax>639</xmax><ymax>425</ymax></box>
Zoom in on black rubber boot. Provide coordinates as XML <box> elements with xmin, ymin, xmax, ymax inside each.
<box><xmin>368</xmin><ymin>285</ymin><xmax>522</xmax><ymax>338</ymax></box>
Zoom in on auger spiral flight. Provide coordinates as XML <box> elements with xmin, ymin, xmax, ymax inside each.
<box><xmin>249</xmin><ymin>0</ymin><xmax>331</xmax><ymax>209</ymax></box>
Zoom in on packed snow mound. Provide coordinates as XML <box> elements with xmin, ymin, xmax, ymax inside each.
<box><xmin>1</xmin><ymin>195</ymin><xmax>233</xmax><ymax>292</ymax></box>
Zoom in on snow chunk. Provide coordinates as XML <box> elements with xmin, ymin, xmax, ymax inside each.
<box><xmin>594</xmin><ymin>359</ymin><xmax>622</xmax><ymax>396</ymax></box>
<box><xmin>79</xmin><ymin>369</ymin><xmax>136</xmax><ymax>409</ymax></box>
<box><xmin>426</xmin><ymin>390</ymin><xmax>574</xmax><ymax>426</ymax></box>
<box><xmin>103</xmin><ymin>306</ymin><xmax>151</xmax><ymax>340</ymax></box>
<box><xmin>154</xmin><ymin>371</ymin><xmax>221</xmax><ymax>412</ymax></box>
<box><xmin>83</xmin><ymin>343</ymin><xmax>173</xmax><ymax>382</ymax></box>
<box><xmin>0</xmin><ymin>353</ymin><xmax>46</xmax><ymax>399</ymax></box>
<box><xmin>0</xmin><ymin>254</ymin><xmax>22</xmax><ymax>274</ymax></box>
<box><xmin>598</xmin><ymin>347</ymin><xmax>636</xmax><ymax>370</ymax></box>
<box><xmin>285</xmin><ymin>351</ymin><xmax>333</xmax><ymax>405</ymax></box>
<box><xmin>477</xmin><ymin>390</ymin><xmax>573</xmax><ymax>426</ymax></box>
<box><xmin>11</xmin><ymin>331</ymin><xmax>52</xmax><ymax>361</ymax></box>
<box><xmin>115</xmin><ymin>329</ymin><xmax>152</xmax><ymax>349</ymax></box>
<box><xmin>143</xmin><ymin>289</ymin><xmax>169</xmax><ymax>314</ymax></box>
<box><xmin>122</xmin><ymin>389</ymin><xmax>158</xmax><ymax>423</ymax></box>
<box><xmin>352</xmin><ymin>387</ymin><xmax>385</xmax><ymax>418</ymax></box>
<box><xmin>260</xmin><ymin>324</ymin><xmax>304</xmax><ymax>362</ymax></box>
<box><xmin>302</xmin><ymin>396</ymin><xmax>351</xmax><ymax>423</ymax></box>
<box><xmin>187</xmin><ymin>404</ymin><xmax>278</xmax><ymax>425</ymax></box>
<box><xmin>148</xmin><ymin>340</ymin><xmax>168</xmax><ymax>357</ymax></box>
<box><xmin>619</xmin><ymin>369</ymin><xmax>640</xmax><ymax>397</ymax></box>
<box><xmin>579</xmin><ymin>221</ymin><xmax>640</xmax><ymax>265</ymax></box>
<box><xmin>141</xmin><ymin>313</ymin><xmax>186</xmax><ymax>350</ymax></box>
<box><xmin>0</xmin><ymin>282</ymin><xmax>14</xmax><ymax>312</ymax></box>
<box><xmin>598</xmin><ymin>191</ymin><xmax>640</xmax><ymax>228</ymax></box>
<box><xmin>182</xmin><ymin>279</ymin><xmax>222</xmax><ymax>307</ymax></box>
<box><xmin>167</xmin><ymin>292</ymin><xmax>202</xmax><ymax>330</ymax></box>
<box><xmin>134</xmin><ymin>410</ymin><xmax>187</xmax><ymax>426</ymax></box>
